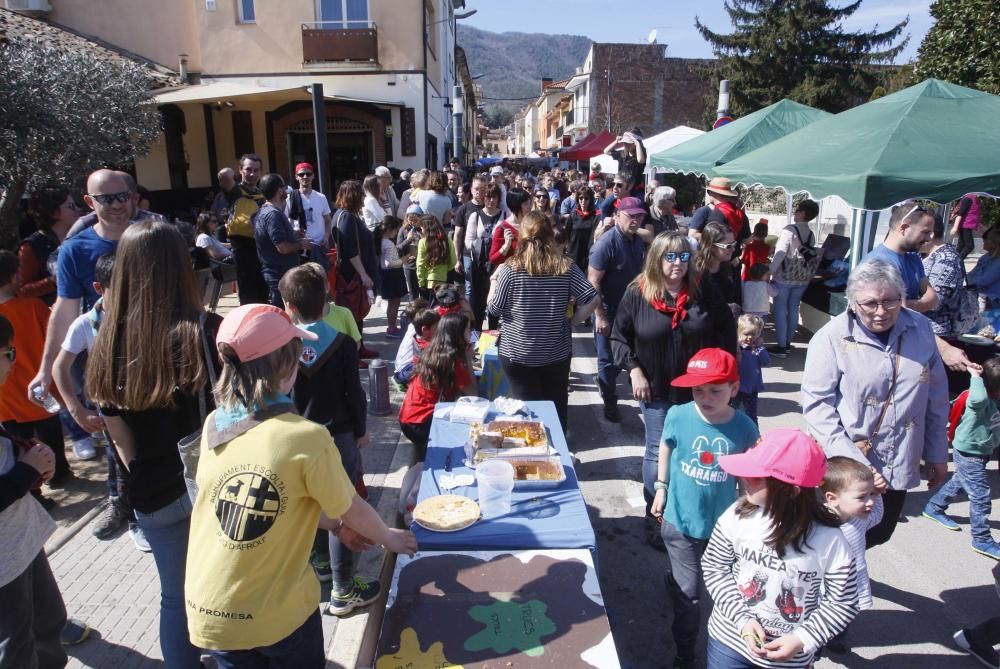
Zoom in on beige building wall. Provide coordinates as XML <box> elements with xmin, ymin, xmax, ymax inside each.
<box><xmin>48</xmin><ymin>0</ymin><xmax>200</xmax><ymax>70</ymax></box>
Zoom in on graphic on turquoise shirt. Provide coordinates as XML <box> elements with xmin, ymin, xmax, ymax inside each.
<box><xmin>464</xmin><ymin>600</ymin><xmax>556</xmax><ymax>657</ymax></box>
<box><xmin>682</xmin><ymin>435</ymin><xmax>733</xmax><ymax>486</ymax></box>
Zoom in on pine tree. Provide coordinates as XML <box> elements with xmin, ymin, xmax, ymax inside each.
<box><xmin>915</xmin><ymin>0</ymin><xmax>999</xmax><ymax>94</ymax></box>
<box><xmin>695</xmin><ymin>0</ymin><xmax>908</xmax><ymax>116</ymax></box>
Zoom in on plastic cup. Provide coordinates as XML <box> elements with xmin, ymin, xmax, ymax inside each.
<box><xmin>476</xmin><ymin>459</ymin><xmax>515</xmax><ymax>518</ymax></box>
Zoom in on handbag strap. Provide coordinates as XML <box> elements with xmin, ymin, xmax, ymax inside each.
<box><xmin>870</xmin><ymin>333</ymin><xmax>903</xmax><ymax>442</ymax></box>
<box><xmin>196</xmin><ymin>313</ymin><xmax>217</xmax><ymax>425</ymax></box>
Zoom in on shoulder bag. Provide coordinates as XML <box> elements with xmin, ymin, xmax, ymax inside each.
<box><xmin>855</xmin><ymin>335</ymin><xmax>902</xmax><ymax>457</ymax></box>
<box><xmin>177</xmin><ymin>315</ymin><xmax>219</xmax><ymax>502</ymax></box>
<box><xmin>952</xmin><ymin>263</ymin><xmax>981</xmax><ymax>335</ymax></box>
<box><xmin>780</xmin><ymin>225</ymin><xmax>820</xmax><ymax>283</ymax></box>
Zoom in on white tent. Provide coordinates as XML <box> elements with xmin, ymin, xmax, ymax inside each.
<box><xmin>589</xmin><ymin>125</ymin><xmax>705</xmax><ymax>175</ymax></box>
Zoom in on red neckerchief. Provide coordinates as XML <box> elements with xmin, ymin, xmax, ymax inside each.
<box><xmin>714</xmin><ymin>200</ymin><xmax>747</xmax><ymax>239</ymax></box>
<box><xmin>437</xmin><ymin>304</ymin><xmax>461</xmax><ymax>317</ymax></box>
<box><xmin>576</xmin><ymin>207</ymin><xmax>594</xmax><ymax>219</ymax></box>
<box><xmin>644</xmin><ymin>280</ymin><xmax>690</xmax><ymax>329</ymax></box>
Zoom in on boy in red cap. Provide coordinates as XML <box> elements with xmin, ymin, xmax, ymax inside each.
<box><xmin>650</xmin><ymin>348</ymin><xmax>759</xmax><ymax>668</ymax></box>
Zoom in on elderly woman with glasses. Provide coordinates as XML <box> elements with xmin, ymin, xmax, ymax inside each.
<box><xmin>802</xmin><ymin>259</ymin><xmax>949</xmax><ymax>548</ymax></box>
<box><xmin>643</xmin><ymin>186</ymin><xmax>679</xmax><ymax>240</ymax></box>
<box><xmin>611</xmin><ymin>232</ymin><xmax>737</xmax><ymax>547</ymax></box>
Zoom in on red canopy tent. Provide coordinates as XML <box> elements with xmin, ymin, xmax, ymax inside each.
<box><xmin>560</xmin><ymin>131</ymin><xmax>615</xmax><ymax>164</ymax></box>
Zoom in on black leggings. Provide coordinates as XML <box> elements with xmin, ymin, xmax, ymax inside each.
<box><xmin>499</xmin><ymin>355</ymin><xmax>572</xmax><ymax>431</ymax></box>
<box><xmin>230</xmin><ymin>236</ymin><xmax>268</xmax><ymax>305</ymax></box>
<box><xmin>865</xmin><ymin>488</ymin><xmax>907</xmax><ymax>548</ymax></box>
<box><xmin>400</xmin><ymin>420</ymin><xmax>431</xmax><ymax>461</ymax></box>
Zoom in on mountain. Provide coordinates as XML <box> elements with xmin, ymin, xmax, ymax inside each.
<box><xmin>457</xmin><ymin>25</ymin><xmax>592</xmax><ymax>125</ymax></box>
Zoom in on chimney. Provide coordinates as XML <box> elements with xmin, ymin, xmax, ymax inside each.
<box><xmin>178</xmin><ymin>54</ymin><xmax>189</xmax><ymax>83</ymax></box>
<box><xmin>540</xmin><ymin>77</ymin><xmax>553</xmax><ymax>93</ymax></box>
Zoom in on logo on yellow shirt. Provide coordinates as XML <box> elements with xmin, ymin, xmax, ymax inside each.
<box><xmin>215</xmin><ymin>472</ymin><xmax>283</xmax><ymax>542</ymax></box>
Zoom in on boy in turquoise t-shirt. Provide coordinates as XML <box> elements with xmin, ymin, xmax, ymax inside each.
<box><xmin>923</xmin><ymin>356</ymin><xmax>1000</xmax><ymax>559</ymax></box>
<box><xmin>650</xmin><ymin>348</ymin><xmax>759</xmax><ymax>668</ymax></box>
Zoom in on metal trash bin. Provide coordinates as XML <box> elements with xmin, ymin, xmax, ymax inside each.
<box><xmin>368</xmin><ymin>358</ymin><xmax>392</xmax><ymax>416</ymax></box>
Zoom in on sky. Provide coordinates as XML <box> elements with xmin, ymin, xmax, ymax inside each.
<box><xmin>461</xmin><ymin>0</ymin><xmax>933</xmax><ymax>64</ymax></box>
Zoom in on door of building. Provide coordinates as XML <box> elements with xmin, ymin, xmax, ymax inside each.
<box><xmin>288</xmin><ymin>126</ymin><xmax>372</xmax><ymax>195</ymax></box>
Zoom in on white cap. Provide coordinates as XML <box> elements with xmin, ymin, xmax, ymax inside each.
<box><xmin>374</xmin><ymin>166</ymin><xmax>391</xmax><ymax>178</ymax></box>
<box><xmin>489</xmin><ymin>166</ymin><xmax>504</xmax><ymax>176</ymax></box>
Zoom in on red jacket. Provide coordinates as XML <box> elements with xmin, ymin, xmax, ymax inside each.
<box><xmin>489</xmin><ymin>219</ymin><xmax>519</xmax><ymax>267</ymax></box>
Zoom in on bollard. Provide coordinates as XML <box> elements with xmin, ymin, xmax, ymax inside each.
<box><xmin>368</xmin><ymin>358</ymin><xmax>392</xmax><ymax>416</ymax></box>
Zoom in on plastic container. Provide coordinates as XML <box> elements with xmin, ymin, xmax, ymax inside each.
<box><xmin>475</xmin><ymin>458</ymin><xmax>514</xmax><ymax>518</ymax></box>
<box><xmin>30</xmin><ymin>383</ymin><xmax>60</xmax><ymax>414</ymax></box>
<box><xmin>500</xmin><ymin>455</ymin><xmax>567</xmax><ymax>490</ymax></box>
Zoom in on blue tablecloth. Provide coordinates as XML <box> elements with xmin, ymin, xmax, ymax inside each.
<box><xmin>412</xmin><ymin>401</ymin><xmax>596</xmax><ymax>552</ymax></box>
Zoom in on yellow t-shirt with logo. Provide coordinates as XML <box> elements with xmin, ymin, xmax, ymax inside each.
<box><xmin>185</xmin><ymin>412</ymin><xmax>354</xmax><ymax>650</ymax></box>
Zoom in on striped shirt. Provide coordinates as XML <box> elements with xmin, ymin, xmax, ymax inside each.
<box><xmin>837</xmin><ymin>494</ymin><xmax>883</xmax><ymax>611</ymax></box>
<box><xmin>487</xmin><ymin>263</ymin><xmax>597</xmax><ymax>366</ymax></box>
<box><xmin>702</xmin><ymin>503</ymin><xmax>858</xmax><ymax>668</ymax></box>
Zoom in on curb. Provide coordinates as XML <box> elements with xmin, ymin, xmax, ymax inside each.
<box><xmin>45</xmin><ymin>500</ymin><xmax>104</xmax><ymax>557</ymax></box>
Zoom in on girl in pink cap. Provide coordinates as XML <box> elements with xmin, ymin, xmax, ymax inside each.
<box><xmin>701</xmin><ymin>428</ymin><xmax>859</xmax><ymax>669</ymax></box>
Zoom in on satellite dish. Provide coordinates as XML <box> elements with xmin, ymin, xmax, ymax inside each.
<box><xmin>647</xmin><ymin>29</ymin><xmax>657</xmax><ymax>44</ymax></box>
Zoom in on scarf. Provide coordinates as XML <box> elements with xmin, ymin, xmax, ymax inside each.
<box><xmin>714</xmin><ymin>200</ymin><xmax>747</xmax><ymax>239</ymax></box>
<box><xmin>645</xmin><ymin>280</ymin><xmax>690</xmax><ymax>330</ymax></box>
<box><xmin>575</xmin><ymin>208</ymin><xmax>594</xmax><ymax>219</ymax></box>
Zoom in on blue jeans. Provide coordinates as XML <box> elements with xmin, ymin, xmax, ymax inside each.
<box><xmin>594</xmin><ymin>303</ymin><xmax>619</xmax><ymax>402</ymax></box>
<box><xmin>462</xmin><ymin>254</ymin><xmax>473</xmax><ymax>302</ymax></box>
<box><xmin>927</xmin><ymin>449</ymin><xmax>994</xmax><ymax>544</ymax></box>
<box><xmin>133</xmin><ymin>494</ymin><xmax>201</xmax><ymax>669</ymax></box>
<box><xmin>640</xmin><ymin>399</ymin><xmax>672</xmax><ymax>512</ymax></box>
<box><xmin>707</xmin><ymin>637</ymin><xmax>764</xmax><ymax>669</ymax></box>
<box><xmin>328</xmin><ymin>432</ymin><xmax>361</xmax><ymax>588</ymax></box>
<box><xmin>772</xmin><ymin>283</ymin><xmax>807</xmax><ymax>348</ymax></box>
<box><xmin>210</xmin><ymin>610</ymin><xmax>325</xmax><ymax>668</ymax></box>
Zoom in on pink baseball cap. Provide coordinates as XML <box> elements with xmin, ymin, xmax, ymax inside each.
<box><xmin>719</xmin><ymin>428</ymin><xmax>827</xmax><ymax>488</ymax></box>
<box><xmin>670</xmin><ymin>348</ymin><xmax>739</xmax><ymax>387</ymax></box>
<box><xmin>616</xmin><ymin>196</ymin><xmax>646</xmax><ymax>216</ymax></box>
<box><xmin>217</xmin><ymin>304</ymin><xmax>317</xmax><ymax>363</ymax></box>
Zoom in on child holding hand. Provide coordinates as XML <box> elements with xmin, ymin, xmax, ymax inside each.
<box><xmin>702</xmin><ymin>428</ymin><xmax>858</xmax><ymax>668</ymax></box>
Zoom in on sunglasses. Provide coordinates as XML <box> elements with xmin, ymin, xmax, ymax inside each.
<box><xmin>662</xmin><ymin>251</ymin><xmax>691</xmax><ymax>263</ymax></box>
<box><xmin>534</xmin><ymin>193</ymin><xmax>548</xmax><ymax>199</ymax></box>
<box><xmin>0</xmin><ymin>346</ymin><xmax>15</xmax><ymax>363</ymax></box>
<box><xmin>89</xmin><ymin>191</ymin><xmax>131</xmax><ymax>205</ymax></box>
<box><xmin>613</xmin><ymin>182</ymin><xmax>626</xmax><ymax>188</ymax></box>
<box><xmin>297</xmin><ymin>172</ymin><xmax>313</xmax><ymax>178</ymax></box>
<box><xmin>713</xmin><ymin>241</ymin><xmax>738</xmax><ymax>250</ymax></box>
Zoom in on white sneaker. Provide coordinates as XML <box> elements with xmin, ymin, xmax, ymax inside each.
<box><xmin>72</xmin><ymin>438</ymin><xmax>97</xmax><ymax>460</ymax></box>
<box><xmin>129</xmin><ymin>522</ymin><xmax>152</xmax><ymax>553</ymax></box>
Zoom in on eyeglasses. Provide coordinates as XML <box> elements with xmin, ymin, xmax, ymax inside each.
<box><xmin>713</xmin><ymin>241</ymin><xmax>737</xmax><ymax>250</ymax></box>
<box><xmin>297</xmin><ymin>172</ymin><xmax>313</xmax><ymax>178</ymax></box>
<box><xmin>88</xmin><ymin>191</ymin><xmax>131</xmax><ymax>205</ymax></box>
<box><xmin>612</xmin><ymin>182</ymin><xmax>626</xmax><ymax>188</ymax></box>
<box><xmin>855</xmin><ymin>298</ymin><xmax>902</xmax><ymax>313</ymax></box>
<box><xmin>0</xmin><ymin>347</ymin><xmax>15</xmax><ymax>363</ymax></box>
<box><xmin>899</xmin><ymin>202</ymin><xmax>929</xmax><ymax>225</ymax></box>
<box><xmin>662</xmin><ymin>251</ymin><xmax>691</xmax><ymax>263</ymax></box>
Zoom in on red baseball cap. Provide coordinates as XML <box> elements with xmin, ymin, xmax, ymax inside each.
<box><xmin>294</xmin><ymin>162</ymin><xmax>314</xmax><ymax>175</ymax></box>
<box><xmin>719</xmin><ymin>428</ymin><xmax>828</xmax><ymax>488</ymax></box>
<box><xmin>670</xmin><ymin>348</ymin><xmax>739</xmax><ymax>387</ymax></box>
<box><xmin>217</xmin><ymin>304</ymin><xmax>317</xmax><ymax>363</ymax></box>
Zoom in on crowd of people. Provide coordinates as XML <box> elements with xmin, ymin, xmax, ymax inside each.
<box><xmin>2</xmin><ymin>143</ymin><xmax>999</xmax><ymax>669</ymax></box>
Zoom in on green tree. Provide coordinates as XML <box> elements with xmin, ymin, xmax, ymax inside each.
<box><xmin>915</xmin><ymin>0</ymin><xmax>1000</xmax><ymax>94</ymax></box>
<box><xmin>0</xmin><ymin>37</ymin><xmax>161</xmax><ymax>245</ymax></box>
<box><xmin>696</xmin><ymin>0</ymin><xmax>908</xmax><ymax>117</ymax></box>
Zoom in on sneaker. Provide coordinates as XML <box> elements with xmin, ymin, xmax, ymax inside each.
<box><xmin>327</xmin><ymin>576</ymin><xmax>381</xmax><ymax>616</ymax></box>
<box><xmin>766</xmin><ymin>345</ymin><xmax>789</xmax><ymax>358</ymax></box>
<box><xmin>922</xmin><ymin>507</ymin><xmax>961</xmax><ymax>531</ymax></box>
<box><xmin>92</xmin><ymin>497</ymin><xmax>128</xmax><ymax>539</ymax></box>
<box><xmin>310</xmin><ymin>550</ymin><xmax>332</xmax><ymax>583</ymax></box>
<box><xmin>60</xmin><ymin>618</ymin><xmax>91</xmax><ymax>646</ymax></box>
<box><xmin>972</xmin><ymin>540</ymin><xmax>1000</xmax><ymax>560</ymax></box>
<box><xmin>359</xmin><ymin>346</ymin><xmax>380</xmax><ymax>360</ymax></box>
<box><xmin>954</xmin><ymin>628</ymin><xmax>1000</xmax><ymax>668</ymax></box>
<box><xmin>602</xmin><ymin>403</ymin><xmax>620</xmax><ymax>423</ymax></box>
<box><xmin>129</xmin><ymin>522</ymin><xmax>152</xmax><ymax>553</ymax></box>
<box><xmin>385</xmin><ymin>326</ymin><xmax>403</xmax><ymax>339</ymax></box>
<box><xmin>72</xmin><ymin>437</ymin><xmax>98</xmax><ymax>460</ymax></box>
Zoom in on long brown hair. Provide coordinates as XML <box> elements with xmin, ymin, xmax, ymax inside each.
<box><xmin>415</xmin><ymin>312</ymin><xmax>468</xmax><ymax>392</ymax></box>
<box><xmin>694</xmin><ymin>220</ymin><xmax>731</xmax><ymax>276</ymax></box>
<box><xmin>508</xmin><ymin>210</ymin><xmax>571</xmax><ymax>276</ymax></box>
<box><xmin>335</xmin><ymin>180</ymin><xmax>363</xmax><ymax>213</ymax></box>
<box><xmin>632</xmin><ymin>232</ymin><xmax>697</xmax><ymax>302</ymax></box>
<box><xmin>420</xmin><ymin>214</ymin><xmax>449</xmax><ymax>267</ymax></box>
<box><xmin>86</xmin><ymin>221</ymin><xmax>206</xmax><ymax>410</ymax></box>
<box><xmin>736</xmin><ymin>477</ymin><xmax>841</xmax><ymax>558</ymax></box>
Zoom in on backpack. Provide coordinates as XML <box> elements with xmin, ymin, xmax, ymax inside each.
<box><xmin>947</xmin><ymin>389</ymin><xmax>970</xmax><ymax>446</ymax></box>
<box><xmin>227</xmin><ymin>186</ymin><xmax>264</xmax><ymax>238</ymax></box>
<box><xmin>471</xmin><ymin>210</ymin><xmax>502</xmax><ymax>273</ymax></box>
<box><xmin>952</xmin><ymin>265</ymin><xmax>981</xmax><ymax>335</ymax></box>
<box><xmin>780</xmin><ymin>225</ymin><xmax>820</xmax><ymax>283</ymax></box>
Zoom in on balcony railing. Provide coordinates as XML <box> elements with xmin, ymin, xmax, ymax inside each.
<box><xmin>302</xmin><ymin>21</ymin><xmax>378</xmax><ymax>64</ymax></box>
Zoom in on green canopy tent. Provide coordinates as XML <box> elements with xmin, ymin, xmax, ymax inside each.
<box><xmin>713</xmin><ymin>79</ymin><xmax>1000</xmax><ymax>265</ymax></box>
<box><xmin>647</xmin><ymin>99</ymin><xmax>832</xmax><ymax>176</ymax></box>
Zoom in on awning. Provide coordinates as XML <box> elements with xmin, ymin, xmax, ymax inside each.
<box><xmin>152</xmin><ymin>82</ymin><xmax>304</xmax><ymax>104</ymax></box>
